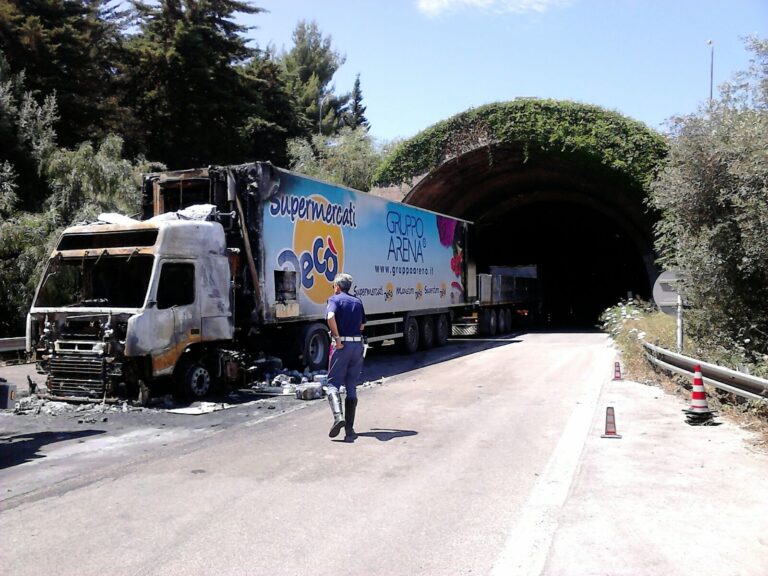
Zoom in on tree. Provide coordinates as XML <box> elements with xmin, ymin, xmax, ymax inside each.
<box><xmin>0</xmin><ymin>160</ymin><xmax>18</xmax><ymax>217</ymax></box>
<box><xmin>0</xmin><ymin>210</ymin><xmax>55</xmax><ymax>335</ymax></box>
<box><xmin>122</xmin><ymin>0</ymin><xmax>264</xmax><ymax>168</ymax></box>
<box><xmin>0</xmin><ymin>0</ymin><xmax>127</xmax><ymax>147</ymax></box>
<box><xmin>342</xmin><ymin>74</ymin><xmax>369</xmax><ymax>130</ymax></box>
<box><xmin>239</xmin><ymin>48</ymin><xmax>308</xmax><ymax>165</ymax></box>
<box><xmin>650</xmin><ymin>37</ymin><xmax>768</xmax><ymax>360</ymax></box>
<box><xmin>45</xmin><ymin>134</ymin><xmax>147</xmax><ymax>226</ymax></box>
<box><xmin>281</xmin><ymin>20</ymin><xmax>347</xmax><ymax>135</ymax></box>
<box><xmin>287</xmin><ymin>127</ymin><xmax>383</xmax><ymax>191</ymax></box>
<box><xmin>0</xmin><ymin>54</ymin><xmax>58</xmax><ymax>211</ymax></box>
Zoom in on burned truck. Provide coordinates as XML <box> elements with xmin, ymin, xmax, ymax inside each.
<box><xmin>27</xmin><ymin>163</ymin><xmax>541</xmax><ymax>401</ymax></box>
<box><xmin>27</xmin><ymin>163</ymin><xmax>483</xmax><ymax>401</ymax></box>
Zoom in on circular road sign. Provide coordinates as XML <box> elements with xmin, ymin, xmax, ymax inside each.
<box><xmin>652</xmin><ymin>270</ymin><xmax>681</xmax><ymax>316</ymax></box>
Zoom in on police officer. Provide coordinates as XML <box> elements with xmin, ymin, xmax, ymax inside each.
<box><xmin>326</xmin><ymin>273</ymin><xmax>366</xmax><ymax>442</ymax></box>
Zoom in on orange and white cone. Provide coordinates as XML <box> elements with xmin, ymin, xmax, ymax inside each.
<box><xmin>683</xmin><ymin>365</ymin><xmax>716</xmax><ymax>424</ymax></box>
<box><xmin>612</xmin><ymin>361</ymin><xmax>622</xmax><ymax>381</ymax></box>
<box><xmin>601</xmin><ymin>406</ymin><xmax>622</xmax><ymax>439</ymax></box>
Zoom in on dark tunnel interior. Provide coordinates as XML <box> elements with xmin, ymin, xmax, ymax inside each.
<box><xmin>472</xmin><ymin>201</ymin><xmax>652</xmax><ymax>328</ymax></box>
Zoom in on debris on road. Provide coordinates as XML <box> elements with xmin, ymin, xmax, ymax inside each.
<box><xmin>12</xmin><ymin>395</ymin><xmax>147</xmax><ymax>417</ymax></box>
<box><xmin>250</xmin><ymin>368</ymin><xmax>328</xmax><ymax>397</ymax></box>
<box><xmin>295</xmin><ymin>384</ymin><xmax>324</xmax><ymax>400</ymax></box>
<box><xmin>166</xmin><ymin>402</ymin><xmax>234</xmax><ymax>415</ymax></box>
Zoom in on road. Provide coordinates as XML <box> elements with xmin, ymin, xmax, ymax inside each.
<box><xmin>1</xmin><ymin>332</ymin><xmax>768</xmax><ymax>576</ymax></box>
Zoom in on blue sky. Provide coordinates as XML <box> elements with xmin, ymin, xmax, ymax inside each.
<box><xmin>241</xmin><ymin>0</ymin><xmax>767</xmax><ymax>142</ymax></box>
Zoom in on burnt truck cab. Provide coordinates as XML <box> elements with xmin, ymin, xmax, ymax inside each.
<box><xmin>27</xmin><ymin>215</ymin><xmax>233</xmax><ymax>401</ymax></box>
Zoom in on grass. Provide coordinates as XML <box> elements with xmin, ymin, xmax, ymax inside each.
<box><xmin>601</xmin><ymin>299</ymin><xmax>768</xmax><ymax>450</ymax></box>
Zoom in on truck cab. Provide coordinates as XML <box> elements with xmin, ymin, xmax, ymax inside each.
<box><xmin>27</xmin><ymin>217</ymin><xmax>233</xmax><ymax>401</ymax></box>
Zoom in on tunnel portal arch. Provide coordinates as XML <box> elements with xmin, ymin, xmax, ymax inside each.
<box><xmin>373</xmin><ymin>99</ymin><xmax>668</xmax><ymax>326</ymax></box>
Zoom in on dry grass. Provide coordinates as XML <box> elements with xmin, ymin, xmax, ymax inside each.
<box><xmin>602</xmin><ymin>300</ymin><xmax>768</xmax><ymax>451</ymax></box>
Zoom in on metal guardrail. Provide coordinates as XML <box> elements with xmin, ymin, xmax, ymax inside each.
<box><xmin>643</xmin><ymin>342</ymin><xmax>768</xmax><ymax>404</ymax></box>
<box><xmin>0</xmin><ymin>337</ymin><xmax>25</xmax><ymax>354</ymax></box>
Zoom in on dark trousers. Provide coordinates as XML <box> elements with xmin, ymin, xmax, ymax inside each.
<box><xmin>327</xmin><ymin>342</ymin><xmax>364</xmax><ymax>399</ymax></box>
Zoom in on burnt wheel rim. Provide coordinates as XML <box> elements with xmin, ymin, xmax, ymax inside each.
<box><xmin>189</xmin><ymin>366</ymin><xmax>210</xmax><ymax>397</ymax></box>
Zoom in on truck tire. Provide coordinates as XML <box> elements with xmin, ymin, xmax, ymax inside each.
<box><xmin>301</xmin><ymin>323</ymin><xmax>330</xmax><ymax>371</ymax></box>
<box><xmin>505</xmin><ymin>309</ymin><xmax>513</xmax><ymax>332</ymax></box>
<box><xmin>480</xmin><ymin>309</ymin><xmax>497</xmax><ymax>336</ymax></box>
<box><xmin>435</xmin><ymin>314</ymin><xmax>450</xmax><ymax>347</ymax></box>
<box><xmin>419</xmin><ymin>316</ymin><xmax>435</xmax><ymax>350</ymax></box>
<box><xmin>400</xmin><ymin>316</ymin><xmax>420</xmax><ymax>354</ymax></box>
<box><xmin>184</xmin><ymin>363</ymin><xmax>212</xmax><ymax>399</ymax></box>
<box><xmin>497</xmin><ymin>308</ymin><xmax>507</xmax><ymax>335</ymax></box>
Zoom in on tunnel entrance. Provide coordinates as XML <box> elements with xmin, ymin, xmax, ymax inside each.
<box><xmin>393</xmin><ymin>145</ymin><xmax>659</xmax><ymax>328</ymax></box>
<box><xmin>474</xmin><ymin>201</ymin><xmax>651</xmax><ymax>327</ymax></box>
<box><xmin>373</xmin><ymin>100</ymin><xmax>667</xmax><ymax>329</ymax></box>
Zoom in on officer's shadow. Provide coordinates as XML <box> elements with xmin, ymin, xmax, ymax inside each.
<box><xmin>355</xmin><ymin>428</ymin><xmax>418</xmax><ymax>442</ymax></box>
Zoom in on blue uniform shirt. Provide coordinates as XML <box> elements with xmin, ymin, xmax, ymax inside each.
<box><xmin>327</xmin><ymin>291</ymin><xmax>366</xmax><ymax>337</ymax></box>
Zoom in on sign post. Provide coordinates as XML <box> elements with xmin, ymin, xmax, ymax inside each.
<box><xmin>652</xmin><ymin>271</ymin><xmax>684</xmax><ymax>353</ymax></box>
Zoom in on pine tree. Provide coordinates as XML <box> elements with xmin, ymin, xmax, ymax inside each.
<box><xmin>239</xmin><ymin>50</ymin><xmax>307</xmax><ymax>165</ymax></box>
<box><xmin>281</xmin><ymin>20</ymin><xmax>347</xmax><ymax>135</ymax></box>
<box><xmin>0</xmin><ymin>0</ymin><xmax>126</xmax><ymax>147</ymax></box>
<box><xmin>343</xmin><ymin>74</ymin><xmax>369</xmax><ymax>130</ymax></box>
<box><xmin>123</xmin><ymin>0</ymin><xmax>263</xmax><ymax>168</ymax></box>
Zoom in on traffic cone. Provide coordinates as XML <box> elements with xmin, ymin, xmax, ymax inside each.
<box><xmin>612</xmin><ymin>361</ymin><xmax>622</xmax><ymax>381</ymax></box>
<box><xmin>683</xmin><ymin>365</ymin><xmax>716</xmax><ymax>425</ymax></box>
<box><xmin>601</xmin><ymin>406</ymin><xmax>622</xmax><ymax>439</ymax></box>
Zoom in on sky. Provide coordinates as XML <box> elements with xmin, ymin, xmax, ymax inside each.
<box><xmin>241</xmin><ymin>0</ymin><xmax>767</xmax><ymax>143</ymax></box>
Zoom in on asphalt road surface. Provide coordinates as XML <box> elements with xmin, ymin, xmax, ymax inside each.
<box><xmin>1</xmin><ymin>332</ymin><xmax>767</xmax><ymax>576</ymax></box>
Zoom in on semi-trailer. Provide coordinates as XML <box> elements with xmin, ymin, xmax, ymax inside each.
<box><xmin>27</xmin><ymin>162</ymin><xmax>537</xmax><ymax>402</ymax></box>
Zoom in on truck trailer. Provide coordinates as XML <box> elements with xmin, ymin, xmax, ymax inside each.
<box><xmin>27</xmin><ymin>163</ymin><xmax>537</xmax><ymax>402</ymax></box>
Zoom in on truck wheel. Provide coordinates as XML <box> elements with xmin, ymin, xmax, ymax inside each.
<box><xmin>301</xmin><ymin>323</ymin><xmax>330</xmax><ymax>371</ymax></box>
<box><xmin>435</xmin><ymin>314</ymin><xmax>450</xmax><ymax>347</ymax></box>
<box><xmin>184</xmin><ymin>363</ymin><xmax>212</xmax><ymax>399</ymax></box>
<box><xmin>497</xmin><ymin>309</ymin><xmax>507</xmax><ymax>335</ymax></box>
<box><xmin>419</xmin><ymin>316</ymin><xmax>435</xmax><ymax>350</ymax></box>
<box><xmin>400</xmin><ymin>316</ymin><xmax>420</xmax><ymax>354</ymax></box>
<box><xmin>505</xmin><ymin>309</ymin><xmax>513</xmax><ymax>331</ymax></box>
<box><xmin>137</xmin><ymin>380</ymin><xmax>151</xmax><ymax>407</ymax></box>
<box><xmin>480</xmin><ymin>309</ymin><xmax>497</xmax><ymax>336</ymax></box>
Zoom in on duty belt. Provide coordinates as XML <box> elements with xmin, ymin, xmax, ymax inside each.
<box><xmin>338</xmin><ymin>336</ymin><xmax>363</xmax><ymax>342</ymax></box>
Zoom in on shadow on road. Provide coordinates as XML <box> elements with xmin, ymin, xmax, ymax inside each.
<box><xmin>334</xmin><ymin>429</ymin><xmax>418</xmax><ymax>442</ymax></box>
<box><xmin>362</xmin><ymin>334</ymin><xmax>523</xmax><ymax>382</ymax></box>
<box><xmin>0</xmin><ymin>430</ymin><xmax>105</xmax><ymax>469</ymax></box>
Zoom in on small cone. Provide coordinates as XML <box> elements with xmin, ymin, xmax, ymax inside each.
<box><xmin>612</xmin><ymin>362</ymin><xmax>622</xmax><ymax>381</ymax></box>
<box><xmin>601</xmin><ymin>406</ymin><xmax>622</xmax><ymax>439</ymax></box>
<box><xmin>683</xmin><ymin>365</ymin><xmax>716</xmax><ymax>425</ymax></box>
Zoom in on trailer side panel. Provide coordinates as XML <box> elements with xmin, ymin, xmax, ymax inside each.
<box><xmin>262</xmin><ymin>169</ymin><xmax>468</xmax><ymax>319</ymax></box>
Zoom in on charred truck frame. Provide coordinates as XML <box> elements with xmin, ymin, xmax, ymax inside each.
<box><xmin>27</xmin><ymin>163</ymin><xmax>538</xmax><ymax>402</ymax></box>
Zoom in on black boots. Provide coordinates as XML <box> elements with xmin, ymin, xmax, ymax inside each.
<box><xmin>327</xmin><ymin>390</ymin><xmax>345</xmax><ymax>438</ymax></box>
<box><xmin>344</xmin><ymin>397</ymin><xmax>358</xmax><ymax>442</ymax></box>
<box><xmin>327</xmin><ymin>391</ymin><xmax>358</xmax><ymax>441</ymax></box>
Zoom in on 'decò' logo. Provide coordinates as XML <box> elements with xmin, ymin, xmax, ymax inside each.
<box><xmin>384</xmin><ymin>282</ymin><xmax>394</xmax><ymax>301</ymax></box>
<box><xmin>275</xmin><ymin>194</ymin><xmax>347</xmax><ymax>304</ymax></box>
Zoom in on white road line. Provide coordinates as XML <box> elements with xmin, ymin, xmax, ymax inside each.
<box><xmin>491</xmin><ymin>361</ymin><xmax>607</xmax><ymax>576</ymax></box>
